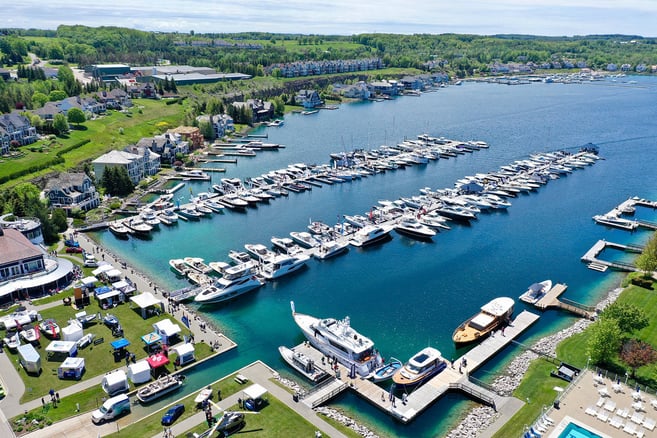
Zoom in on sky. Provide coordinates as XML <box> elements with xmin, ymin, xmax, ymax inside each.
<box><xmin>3</xmin><ymin>1</ymin><xmax>657</xmax><ymax>37</ymax></box>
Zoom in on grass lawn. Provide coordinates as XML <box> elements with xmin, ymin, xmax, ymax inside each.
<box><xmin>491</xmin><ymin>359</ymin><xmax>568</xmax><ymax>438</ymax></box>
<box><xmin>2</xmin><ymin>294</ymin><xmax>211</xmax><ymax>403</ymax></box>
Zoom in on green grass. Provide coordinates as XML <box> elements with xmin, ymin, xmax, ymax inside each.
<box><xmin>2</xmin><ymin>295</ymin><xmax>211</xmax><ymax>403</ymax></box>
<box><xmin>491</xmin><ymin>359</ymin><xmax>568</xmax><ymax>438</ymax></box>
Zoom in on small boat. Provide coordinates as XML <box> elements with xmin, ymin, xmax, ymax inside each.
<box><xmin>137</xmin><ymin>374</ymin><xmax>185</xmax><ymax>404</ymax></box>
<box><xmin>75</xmin><ymin>311</ymin><xmax>98</xmax><ymax>327</ymax></box>
<box><xmin>202</xmin><ymin>200</ymin><xmax>225</xmax><ymax>213</ymax></box>
<box><xmin>221</xmin><ymin>193</ymin><xmax>249</xmax><ymax>210</ymax></box>
<box><xmin>187</xmin><ymin>271</ymin><xmax>213</xmax><ymax>286</ymax></box>
<box><xmin>3</xmin><ymin>331</ymin><xmax>20</xmax><ymax>350</ymax></box>
<box><xmin>140</xmin><ymin>208</ymin><xmax>161</xmax><ymax>229</ymax></box>
<box><xmin>314</xmin><ymin>239</ymin><xmax>349</xmax><ymax>260</ymax></box>
<box><xmin>228</xmin><ymin>250</ymin><xmax>252</xmax><ymax>265</ymax></box>
<box><xmin>39</xmin><ymin>319</ymin><xmax>60</xmax><ymax>339</ymax></box>
<box><xmin>308</xmin><ymin>221</ymin><xmax>331</xmax><ymax>235</ymax></box>
<box><xmin>77</xmin><ymin>333</ymin><xmax>95</xmax><ymax>349</ymax></box>
<box><xmin>452</xmin><ymin>297</ymin><xmax>515</xmax><ymax>345</ymax></box>
<box><xmin>592</xmin><ymin>214</ymin><xmax>639</xmax><ymax>231</ymax></box>
<box><xmin>109</xmin><ymin>221</ymin><xmax>131</xmax><ymax>238</ymax></box>
<box><xmin>519</xmin><ymin>280</ymin><xmax>553</xmax><ymax>304</ymax></box>
<box><xmin>290</xmin><ymin>231</ymin><xmax>319</xmax><ymax>248</ymax></box>
<box><xmin>268</xmin><ymin>119</ymin><xmax>284</xmax><ymax>127</ymax></box>
<box><xmin>177</xmin><ymin>205</ymin><xmax>203</xmax><ymax>220</ymax></box>
<box><xmin>183</xmin><ymin>257</ymin><xmax>213</xmax><ymax>274</ymax></box>
<box><xmin>244</xmin><ymin>243</ymin><xmax>277</xmax><ymax>263</ymax></box>
<box><xmin>271</xmin><ymin>236</ymin><xmax>303</xmax><ymax>255</ymax></box>
<box><xmin>103</xmin><ymin>314</ymin><xmax>120</xmax><ymax>328</ymax></box>
<box><xmin>392</xmin><ymin>347</ymin><xmax>447</xmax><ymax>389</ymax></box>
<box><xmin>278</xmin><ymin>345</ymin><xmax>329</xmax><ymax>383</ymax></box>
<box><xmin>301</xmin><ymin>109</ymin><xmax>319</xmax><ymax>115</ymax></box>
<box><xmin>349</xmin><ymin>225</ymin><xmax>393</xmax><ymax>247</ymax></box>
<box><xmin>19</xmin><ymin>324</ymin><xmax>41</xmax><ymax>344</ymax></box>
<box><xmin>124</xmin><ymin>217</ymin><xmax>153</xmax><ymax>235</ymax></box>
<box><xmin>194</xmin><ymin>386</ymin><xmax>213</xmax><ymax>404</ymax></box>
<box><xmin>194</xmin><ymin>203</ymin><xmax>213</xmax><ymax>216</ymax></box>
<box><xmin>369</xmin><ymin>357</ymin><xmax>402</xmax><ymax>383</ymax></box>
<box><xmin>260</xmin><ymin>254</ymin><xmax>310</xmax><ymax>280</ymax></box>
<box><xmin>169</xmin><ymin>259</ymin><xmax>191</xmax><ymax>276</ymax></box>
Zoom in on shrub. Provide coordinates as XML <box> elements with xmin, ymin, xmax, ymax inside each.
<box><xmin>631</xmin><ymin>277</ymin><xmax>654</xmax><ymax>289</ymax></box>
<box><xmin>109</xmin><ymin>200</ymin><xmax>122</xmax><ymax>210</ymax></box>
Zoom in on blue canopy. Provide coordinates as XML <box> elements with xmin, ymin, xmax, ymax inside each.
<box><xmin>111</xmin><ymin>338</ymin><xmax>130</xmax><ymax>350</ymax></box>
<box><xmin>95</xmin><ymin>285</ymin><xmax>112</xmax><ymax>295</ymax></box>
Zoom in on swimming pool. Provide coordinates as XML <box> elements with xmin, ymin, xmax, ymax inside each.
<box><xmin>558</xmin><ymin>422</ymin><xmax>603</xmax><ymax>438</ymax></box>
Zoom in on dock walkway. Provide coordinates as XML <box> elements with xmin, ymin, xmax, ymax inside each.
<box><xmin>534</xmin><ymin>283</ymin><xmax>595</xmax><ymax>319</ymax></box>
<box><xmin>581</xmin><ymin>239</ymin><xmax>641</xmax><ymax>273</ymax></box>
<box><xmin>292</xmin><ymin>310</ymin><xmax>539</xmax><ymax>423</ymax></box>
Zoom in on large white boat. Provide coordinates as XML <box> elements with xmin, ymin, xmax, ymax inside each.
<box><xmin>244</xmin><ymin>243</ymin><xmax>277</xmax><ymax>263</ymax></box>
<box><xmin>183</xmin><ymin>257</ymin><xmax>213</xmax><ymax>274</ymax></box>
<box><xmin>290</xmin><ymin>231</ymin><xmax>319</xmax><ymax>248</ymax></box>
<box><xmin>261</xmin><ymin>254</ymin><xmax>310</xmax><ymax>280</ymax></box>
<box><xmin>177</xmin><ymin>205</ymin><xmax>203</xmax><ymax>220</ymax></box>
<box><xmin>278</xmin><ymin>345</ymin><xmax>329</xmax><ymax>383</ymax></box>
<box><xmin>124</xmin><ymin>217</ymin><xmax>153</xmax><ymax>235</ymax></box>
<box><xmin>291</xmin><ymin>302</ymin><xmax>378</xmax><ymax>377</ymax></box>
<box><xmin>592</xmin><ymin>214</ymin><xmax>639</xmax><ymax>231</ymax></box>
<box><xmin>394</xmin><ymin>216</ymin><xmax>436</xmax><ymax>239</ymax></box>
<box><xmin>169</xmin><ymin>259</ymin><xmax>190</xmax><ymax>276</ymax></box>
<box><xmin>452</xmin><ymin>297</ymin><xmax>515</xmax><ymax>345</ymax></box>
<box><xmin>271</xmin><ymin>236</ymin><xmax>304</xmax><ymax>255</ymax></box>
<box><xmin>137</xmin><ymin>374</ymin><xmax>185</xmax><ymax>404</ymax></box>
<box><xmin>349</xmin><ymin>225</ymin><xmax>393</xmax><ymax>247</ymax></box>
<box><xmin>392</xmin><ymin>347</ymin><xmax>447</xmax><ymax>390</ymax></box>
<box><xmin>519</xmin><ymin>280</ymin><xmax>553</xmax><ymax>304</ymax></box>
<box><xmin>140</xmin><ymin>208</ymin><xmax>161</xmax><ymax>229</ymax></box>
<box><xmin>158</xmin><ymin>209</ymin><xmax>179</xmax><ymax>225</ymax></box>
<box><xmin>314</xmin><ymin>239</ymin><xmax>349</xmax><ymax>260</ymax></box>
<box><xmin>194</xmin><ymin>270</ymin><xmax>263</xmax><ymax>305</ymax></box>
<box><xmin>109</xmin><ymin>221</ymin><xmax>131</xmax><ymax>238</ymax></box>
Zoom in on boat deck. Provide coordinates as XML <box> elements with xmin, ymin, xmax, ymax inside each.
<box><xmin>291</xmin><ymin>310</ymin><xmax>539</xmax><ymax>423</ymax></box>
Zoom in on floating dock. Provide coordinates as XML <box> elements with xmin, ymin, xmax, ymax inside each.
<box><xmin>596</xmin><ymin>197</ymin><xmax>657</xmax><ymax>231</ymax></box>
<box><xmin>581</xmin><ymin>239</ymin><xmax>643</xmax><ymax>273</ymax></box>
<box><xmin>293</xmin><ymin>310</ymin><xmax>539</xmax><ymax>424</ymax></box>
<box><xmin>533</xmin><ymin>283</ymin><xmax>596</xmax><ymax>319</ymax></box>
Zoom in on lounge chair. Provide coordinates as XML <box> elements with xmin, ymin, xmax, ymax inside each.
<box><xmin>605</xmin><ymin>400</ymin><xmax>617</xmax><ymax>412</ymax></box>
<box><xmin>623</xmin><ymin>422</ymin><xmax>637</xmax><ymax>435</ymax></box>
<box><xmin>643</xmin><ymin>417</ymin><xmax>656</xmax><ymax>431</ymax></box>
<box><xmin>633</xmin><ymin>402</ymin><xmax>645</xmax><ymax>412</ymax></box>
<box><xmin>609</xmin><ymin>415</ymin><xmax>624</xmax><ymax>428</ymax></box>
<box><xmin>651</xmin><ymin>399</ymin><xmax>657</xmax><ymax>410</ymax></box>
<box><xmin>586</xmin><ymin>406</ymin><xmax>598</xmax><ymax>416</ymax></box>
<box><xmin>636</xmin><ymin>430</ymin><xmax>645</xmax><ymax>438</ymax></box>
<box><xmin>533</xmin><ymin>422</ymin><xmax>546</xmax><ymax>434</ymax></box>
<box><xmin>633</xmin><ymin>391</ymin><xmax>644</xmax><ymax>401</ymax></box>
<box><xmin>617</xmin><ymin>407</ymin><xmax>630</xmax><ymax>418</ymax></box>
<box><xmin>529</xmin><ymin>426</ymin><xmax>542</xmax><ymax>437</ymax></box>
<box><xmin>631</xmin><ymin>412</ymin><xmax>645</xmax><ymax>424</ymax></box>
<box><xmin>596</xmin><ymin>396</ymin><xmax>606</xmax><ymax>407</ymax></box>
<box><xmin>599</xmin><ymin>387</ymin><xmax>610</xmax><ymax>397</ymax></box>
<box><xmin>542</xmin><ymin>414</ymin><xmax>555</xmax><ymax>425</ymax></box>
<box><xmin>613</xmin><ymin>383</ymin><xmax>623</xmax><ymax>393</ymax></box>
<box><xmin>597</xmin><ymin>410</ymin><xmax>609</xmax><ymax>422</ymax></box>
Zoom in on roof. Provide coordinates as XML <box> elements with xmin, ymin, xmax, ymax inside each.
<box><xmin>92</xmin><ymin>150</ymin><xmax>140</xmax><ymax>165</ymax></box>
<box><xmin>44</xmin><ymin>173</ymin><xmax>90</xmax><ymax>191</ymax></box>
<box><xmin>130</xmin><ymin>292</ymin><xmax>162</xmax><ymax>309</ymax></box>
<box><xmin>172</xmin><ymin>343</ymin><xmax>194</xmax><ymax>356</ymax></box>
<box><xmin>153</xmin><ymin>318</ymin><xmax>181</xmax><ymax>336</ymax></box>
<box><xmin>60</xmin><ymin>357</ymin><xmax>85</xmax><ymax>368</ymax></box>
<box><xmin>110</xmin><ymin>338</ymin><xmax>130</xmax><ymax>349</ymax></box>
<box><xmin>0</xmin><ymin>228</ymin><xmax>42</xmax><ymax>266</ymax></box>
<box><xmin>481</xmin><ymin>297</ymin><xmax>515</xmax><ymax>316</ymax></box>
<box><xmin>243</xmin><ymin>383</ymin><xmax>267</xmax><ymax>400</ymax></box>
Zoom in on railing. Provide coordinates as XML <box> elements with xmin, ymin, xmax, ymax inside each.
<box><xmin>449</xmin><ymin>382</ymin><xmax>496</xmax><ymax>408</ymax></box>
<box><xmin>299</xmin><ymin>376</ymin><xmax>339</xmax><ymax>400</ymax></box>
<box><xmin>560</xmin><ymin>297</ymin><xmax>595</xmax><ymax>312</ymax></box>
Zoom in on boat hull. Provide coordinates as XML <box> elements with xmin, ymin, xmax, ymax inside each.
<box><xmin>278</xmin><ymin>346</ymin><xmax>329</xmax><ymax>383</ymax></box>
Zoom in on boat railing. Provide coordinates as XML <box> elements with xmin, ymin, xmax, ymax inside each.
<box><xmin>559</xmin><ymin>297</ymin><xmax>595</xmax><ymax>312</ymax></box>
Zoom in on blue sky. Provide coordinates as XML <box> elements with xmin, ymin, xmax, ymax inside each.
<box><xmin>4</xmin><ymin>1</ymin><xmax>657</xmax><ymax>37</ymax></box>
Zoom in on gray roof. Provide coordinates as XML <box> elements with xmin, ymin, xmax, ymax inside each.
<box><xmin>44</xmin><ymin>173</ymin><xmax>89</xmax><ymax>191</ymax></box>
<box><xmin>92</xmin><ymin>150</ymin><xmax>140</xmax><ymax>164</ymax></box>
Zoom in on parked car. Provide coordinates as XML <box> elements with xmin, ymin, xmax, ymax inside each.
<box><xmin>161</xmin><ymin>404</ymin><xmax>185</xmax><ymax>426</ymax></box>
<box><xmin>64</xmin><ymin>239</ymin><xmax>80</xmax><ymax>247</ymax></box>
<box><xmin>65</xmin><ymin>247</ymin><xmax>84</xmax><ymax>253</ymax></box>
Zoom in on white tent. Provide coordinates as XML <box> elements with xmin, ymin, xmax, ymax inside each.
<box><xmin>172</xmin><ymin>342</ymin><xmax>195</xmax><ymax>366</ymax></box>
<box><xmin>105</xmin><ymin>269</ymin><xmax>122</xmax><ymax>281</ymax></box>
<box><xmin>101</xmin><ymin>370</ymin><xmax>129</xmax><ymax>396</ymax></box>
<box><xmin>243</xmin><ymin>383</ymin><xmax>267</xmax><ymax>400</ymax></box>
<box><xmin>92</xmin><ymin>264</ymin><xmax>115</xmax><ymax>276</ymax></box>
<box><xmin>153</xmin><ymin>319</ymin><xmax>181</xmax><ymax>344</ymax></box>
<box><xmin>58</xmin><ymin>357</ymin><xmax>85</xmax><ymax>380</ymax></box>
<box><xmin>127</xmin><ymin>360</ymin><xmax>152</xmax><ymax>384</ymax></box>
<box><xmin>112</xmin><ymin>280</ymin><xmax>136</xmax><ymax>294</ymax></box>
<box><xmin>62</xmin><ymin>323</ymin><xmax>84</xmax><ymax>342</ymax></box>
<box><xmin>46</xmin><ymin>341</ymin><xmax>78</xmax><ymax>359</ymax></box>
<box><xmin>130</xmin><ymin>292</ymin><xmax>163</xmax><ymax>319</ymax></box>
<box><xmin>80</xmin><ymin>276</ymin><xmax>97</xmax><ymax>287</ymax></box>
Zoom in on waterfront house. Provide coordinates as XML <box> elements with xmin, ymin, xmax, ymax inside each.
<box><xmin>0</xmin><ymin>112</ymin><xmax>38</xmax><ymax>154</ymax></box>
<box><xmin>334</xmin><ymin>82</ymin><xmax>371</xmax><ymax>100</ymax></box>
<box><xmin>167</xmin><ymin>126</ymin><xmax>204</xmax><ymax>149</ymax></box>
<box><xmin>196</xmin><ymin>114</ymin><xmax>234</xmax><ymax>139</ymax></box>
<box><xmin>135</xmin><ymin>133</ymin><xmax>189</xmax><ymax>163</ymax></box>
<box><xmin>368</xmin><ymin>80</ymin><xmax>400</xmax><ymax>96</ymax></box>
<box><xmin>606</xmin><ymin>64</ymin><xmax>618</xmax><ymax>72</ymax></box>
<box><xmin>232</xmin><ymin>99</ymin><xmax>274</xmax><ymax>123</ymax></box>
<box><xmin>93</xmin><ymin>150</ymin><xmax>148</xmax><ymax>185</ymax></box>
<box><xmin>44</xmin><ymin>172</ymin><xmax>100</xmax><ymax>213</ymax></box>
<box><xmin>400</xmin><ymin>76</ymin><xmax>425</xmax><ymax>91</ymax></box>
<box><xmin>295</xmin><ymin>90</ymin><xmax>323</xmax><ymax>109</ymax></box>
<box><xmin>124</xmin><ymin>145</ymin><xmax>161</xmax><ymax>177</ymax></box>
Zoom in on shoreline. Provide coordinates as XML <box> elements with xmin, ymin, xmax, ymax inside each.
<box><xmin>445</xmin><ymin>284</ymin><xmax>624</xmax><ymax>438</ymax></box>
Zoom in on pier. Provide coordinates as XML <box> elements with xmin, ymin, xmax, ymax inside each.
<box><xmin>596</xmin><ymin>197</ymin><xmax>657</xmax><ymax>231</ymax></box>
<box><xmin>533</xmin><ymin>283</ymin><xmax>596</xmax><ymax>319</ymax></box>
<box><xmin>581</xmin><ymin>239</ymin><xmax>643</xmax><ymax>272</ymax></box>
<box><xmin>292</xmin><ymin>310</ymin><xmax>539</xmax><ymax>423</ymax></box>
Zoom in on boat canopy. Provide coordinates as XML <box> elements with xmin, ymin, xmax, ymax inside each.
<box><xmin>480</xmin><ymin>297</ymin><xmax>514</xmax><ymax>316</ymax></box>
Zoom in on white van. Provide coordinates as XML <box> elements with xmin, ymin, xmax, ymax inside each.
<box><xmin>91</xmin><ymin>394</ymin><xmax>131</xmax><ymax>424</ymax></box>
<box><xmin>83</xmin><ymin>254</ymin><xmax>98</xmax><ymax>267</ymax></box>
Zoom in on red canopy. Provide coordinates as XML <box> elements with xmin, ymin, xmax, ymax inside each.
<box><xmin>146</xmin><ymin>352</ymin><xmax>169</xmax><ymax>369</ymax></box>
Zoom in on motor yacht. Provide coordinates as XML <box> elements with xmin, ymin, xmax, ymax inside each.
<box><xmin>519</xmin><ymin>280</ymin><xmax>553</xmax><ymax>305</ymax></box>
<box><xmin>278</xmin><ymin>346</ymin><xmax>329</xmax><ymax>383</ymax></box>
<box><xmin>453</xmin><ymin>297</ymin><xmax>515</xmax><ymax>345</ymax></box>
<box><xmin>183</xmin><ymin>257</ymin><xmax>213</xmax><ymax>274</ymax></box>
<box><xmin>228</xmin><ymin>250</ymin><xmax>253</xmax><ymax>265</ymax></box>
<box><xmin>392</xmin><ymin>347</ymin><xmax>447</xmax><ymax>390</ymax></box>
<box><xmin>592</xmin><ymin>214</ymin><xmax>639</xmax><ymax>231</ymax></box>
<box><xmin>349</xmin><ymin>225</ymin><xmax>393</xmax><ymax>247</ymax></box>
<box><xmin>109</xmin><ymin>221</ymin><xmax>131</xmax><ymax>238</ymax></box>
<box><xmin>244</xmin><ymin>243</ymin><xmax>277</xmax><ymax>263</ymax></box>
<box><xmin>394</xmin><ymin>217</ymin><xmax>436</xmax><ymax>240</ymax></box>
<box><xmin>290</xmin><ymin>231</ymin><xmax>319</xmax><ymax>248</ymax></box>
<box><xmin>314</xmin><ymin>239</ymin><xmax>349</xmax><ymax>260</ymax></box>
<box><xmin>194</xmin><ymin>263</ymin><xmax>263</xmax><ymax>305</ymax></box>
<box><xmin>271</xmin><ymin>236</ymin><xmax>304</xmax><ymax>255</ymax></box>
<box><xmin>260</xmin><ymin>254</ymin><xmax>310</xmax><ymax>280</ymax></box>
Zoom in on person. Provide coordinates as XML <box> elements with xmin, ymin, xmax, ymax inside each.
<box><xmin>55</xmin><ymin>392</ymin><xmax>60</xmax><ymax>402</ymax></box>
<box><xmin>217</xmin><ymin>388</ymin><xmax>222</xmax><ymax>401</ymax></box>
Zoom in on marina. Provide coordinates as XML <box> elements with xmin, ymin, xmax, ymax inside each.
<box><xmin>581</xmin><ymin>239</ymin><xmax>644</xmax><ymax>273</ymax></box>
<box><xmin>291</xmin><ymin>310</ymin><xmax>540</xmax><ymax>423</ymax></box>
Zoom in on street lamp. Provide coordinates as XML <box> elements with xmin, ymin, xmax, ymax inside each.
<box><xmin>625</xmin><ymin>372</ymin><xmax>629</xmax><ymax>385</ymax></box>
<box><xmin>586</xmin><ymin>356</ymin><xmax>591</xmax><ymax>369</ymax></box>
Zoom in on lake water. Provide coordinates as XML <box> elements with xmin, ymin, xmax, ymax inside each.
<box><xmin>93</xmin><ymin>76</ymin><xmax>657</xmax><ymax>437</ymax></box>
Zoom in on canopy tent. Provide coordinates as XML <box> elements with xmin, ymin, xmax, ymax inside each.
<box><xmin>58</xmin><ymin>357</ymin><xmax>85</xmax><ymax>380</ymax></box>
<box><xmin>92</xmin><ymin>264</ymin><xmax>114</xmax><ymax>276</ymax></box>
<box><xmin>94</xmin><ymin>285</ymin><xmax>112</xmax><ymax>295</ymax></box>
<box><xmin>112</xmin><ymin>280</ymin><xmax>136</xmax><ymax>295</ymax></box>
<box><xmin>152</xmin><ymin>319</ymin><xmax>181</xmax><ymax>345</ymax></box>
<box><xmin>97</xmin><ymin>289</ymin><xmax>121</xmax><ymax>300</ymax></box>
<box><xmin>243</xmin><ymin>383</ymin><xmax>267</xmax><ymax>400</ymax></box>
<box><xmin>172</xmin><ymin>343</ymin><xmax>195</xmax><ymax>366</ymax></box>
<box><xmin>62</xmin><ymin>323</ymin><xmax>83</xmax><ymax>342</ymax></box>
<box><xmin>127</xmin><ymin>360</ymin><xmax>151</xmax><ymax>384</ymax></box>
<box><xmin>111</xmin><ymin>338</ymin><xmax>130</xmax><ymax>350</ymax></box>
<box><xmin>146</xmin><ymin>352</ymin><xmax>169</xmax><ymax>369</ymax></box>
<box><xmin>80</xmin><ymin>276</ymin><xmax>97</xmax><ymax>287</ymax></box>
<box><xmin>130</xmin><ymin>293</ymin><xmax>164</xmax><ymax>319</ymax></box>
<box><xmin>105</xmin><ymin>269</ymin><xmax>122</xmax><ymax>281</ymax></box>
<box><xmin>141</xmin><ymin>332</ymin><xmax>162</xmax><ymax>353</ymax></box>
<box><xmin>46</xmin><ymin>340</ymin><xmax>78</xmax><ymax>359</ymax></box>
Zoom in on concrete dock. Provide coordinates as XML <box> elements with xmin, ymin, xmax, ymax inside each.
<box><xmin>290</xmin><ymin>310</ymin><xmax>540</xmax><ymax>423</ymax></box>
<box><xmin>534</xmin><ymin>283</ymin><xmax>596</xmax><ymax>319</ymax></box>
<box><xmin>581</xmin><ymin>239</ymin><xmax>643</xmax><ymax>272</ymax></box>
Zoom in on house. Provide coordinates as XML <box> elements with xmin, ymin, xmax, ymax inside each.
<box><xmin>44</xmin><ymin>173</ymin><xmax>100</xmax><ymax>213</ymax></box>
<box><xmin>124</xmin><ymin>145</ymin><xmax>160</xmax><ymax>177</ymax></box>
<box><xmin>93</xmin><ymin>150</ymin><xmax>152</xmax><ymax>185</ymax></box>
<box><xmin>636</xmin><ymin>64</ymin><xmax>647</xmax><ymax>73</ymax></box>
<box><xmin>295</xmin><ymin>90</ymin><xmax>323</xmax><ymax>109</ymax></box>
<box><xmin>0</xmin><ymin>112</ymin><xmax>38</xmax><ymax>154</ymax></box>
<box><xmin>166</xmin><ymin>126</ymin><xmax>204</xmax><ymax>149</ymax></box>
<box><xmin>32</xmin><ymin>102</ymin><xmax>60</xmax><ymax>123</ymax></box>
<box><xmin>135</xmin><ymin>133</ymin><xmax>189</xmax><ymax>163</ymax></box>
<box><xmin>196</xmin><ymin>114</ymin><xmax>234</xmax><ymax>139</ymax></box>
<box><xmin>400</xmin><ymin>76</ymin><xmax>425</xmax><ymax>91</ymax></box>
<box><xmin>0</xmin><ymin>227</ymin><xmax>45</xmax><ymax>283</ymax></box>
<box><xmin>232</xmin><ymin>99</ymin><xmax>274</xmax><ymax>123</ymax></box>
<box><xmin>96</xmin><ymin>88</ymin><xmax>132</xmax><ymax>109</ymax></box>
<box><xmin>335</xmin><ymin>82</ymin><xmax>371</xmax><ymax>100</ymax></box>
<box><xmin>606</xmin><ymin>64</ymin><xmax>618</xmax><ymax>72</ymax></box>
<box><xmin>620</xmin><ymin>64</ymin><xmax>632</xmax><ymax>72</ymax></box>
<box><xmin>59</xmin><ymin>96</ymin><xmax>105</xmax><ymax>116</ymax></box>
<box><xmin>368</xmin><ymin>80</ymin><xmax>400</xmax><ymax>96</ymax></box>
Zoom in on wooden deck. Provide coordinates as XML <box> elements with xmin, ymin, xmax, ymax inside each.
<box><xmin>289</xmin><ymin>310</ymin><xmax>540</xmax><ymax>423</ymax></box>
<box><xmin>534</xmin><ymin>283</ymin><xmax>595</xmax><ymax>319</ymax></box>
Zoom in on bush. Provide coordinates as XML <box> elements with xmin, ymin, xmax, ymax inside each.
<box><xmin>109</xmin><ymin>200</ymin><xmax>122</xmax><ymax>210</ymax></box>
<box><xmin>631</xmin><ymin>277</ymin><xmax>654</xmax><ymax>289</ymax></box>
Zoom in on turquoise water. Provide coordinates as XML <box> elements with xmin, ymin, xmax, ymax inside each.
<box><xmin>558</xmin><ymin>421</ymin><xmax>603</xmax><ymax>438</ymax></box>
<box><xmin>92</xmin><ymin>77</ymin><xmax>657</xmax><ymax>437</ymax></box>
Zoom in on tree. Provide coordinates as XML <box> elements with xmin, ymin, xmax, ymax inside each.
<box><xmin>636</xmin><ymin>233</ymin><xmax>657</xmax><ymax>277</ymax></box>
<box><xmin>67</xmin><ymin>107</ymin><xmax>86</xmax><ymax>126</ymax></box>
<box><xmin>198</xmin><ymin>121</ymin><xmax>214</xmax><ymax>141</ymax></box>
<box><xmin>32</xmin><ymin>91</ymin><xmax>48</xmax><ymax>108</ymax></box>
<box><xmin>52</xmin><ymin>113</ymin><xmax>69</xmax><ymax>135</ymax></box>
<box><xmin>620</xmin><ymin>339</ymin><xmax>657</xmax><ymax>377</ymax></box>
<box><xmin>48</xmin><ymin>90</ymin><xmax>67</xmax><ymax>101</ymax></box>
<box><xmin>50</xmin><ymin>208</ymin><xmax>69</xmax><ymax>232</ymax></box>
<box><xmin>600</xmin><ymin>302</ymin><xmax>649</xmax><ymax>334</ymax></box>
<box><xmin>587</xmin><ymin>318</ymin><xmax>622</xmax><ymax>365</ymax></box>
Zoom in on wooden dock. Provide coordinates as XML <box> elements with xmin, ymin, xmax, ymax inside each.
<box><xmin>581</xmin><ymin>239</ymin><xmax>642</xmax><ymax>273</ymax></box>
<box><xmin>534</xmin><ymin>283</ymin><xmax>596</xmax><ymax>319</ymax></box>
<box><xmin>291</xmin><ymin>310</ymin><xmax>539</xmax><ymax>423</ymax></box>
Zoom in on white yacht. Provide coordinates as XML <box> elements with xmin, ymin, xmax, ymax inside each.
<box><xmin>395</xmin><ymin>216</ymin><xmax>436</xmax><ymax>239</ymax></box>
<box><xmin>260</xmin><ymin>254</ymin><xmax>310</xmax><ymax>280</ymax></box>
<box><xmin>194</xmin><ymin>262</ymin><xmax>262</xmax><ymax>304</ymax></box>
<box><xmin>290</xmin><ymin>231</ymin><xmax>319</xmax><ymax>248</ymax></box>
<box><xmin>392</xmin><ymin>347</ymin><xmax>447</xmax><ymax>390</ymax></box>
<box><xmin>124</xmin><ymin>217</ymin><xmax>153</xmax><ymax>235</ymax></box>
<box><xmin>593</xmin><ymin>214</ymin><xmax>639</xmax><ymax>231</ymax></box>
<box><xmin>140</xmin><ymin>208</ymin><xmax>161</xmax><ymax>229</ymax></box>
<box><xmin>183</xmin><ymin>257</ymin><xmax>213</xmax><ymax>274</ymax></box>
<box><xmin>314</xmin><ymin>239</ymin><xmax>349</xmax><ymax>260</ymax></box>
<box><xmin>519</xmin><ymin>280</ymin><xmax>553</xmax><ymax>305</ymax></box>
<box><xmin>244</xmin><ymin>243</ymin><xmax>277</xmax><ymax>263</ymax></box>
<box><xmin>349</xmin><ymin>225</ymin><xmax>393</xmax><ymax>247</ymax></box>
<box><xmin>271</xmin><ymin>236</ymin><xmax>304</xmax><ymax>255</ymax></box>
<box><xmin>159</xmin><ymin>208</ymin><xmax>179</xmax><ymax>224</ymax></box>
<box><xmin>291</xmin><ymin>302</ymin><xmax>378</xmax><ymax>377</ymax></box>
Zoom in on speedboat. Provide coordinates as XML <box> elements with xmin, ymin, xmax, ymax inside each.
<box><xmin>228</xmin><ymin>250</ymin><xmax>252</xmax><ymax>265</ymax></box>
<box><xmin>395</xmin><ymin>217</ymin><xmax>436</xmax><ymax>240</ymax></box>
<box><xmin>194</xmin><ymin>264</ymin><xmax>263</xmax><ymax>305</ymax></box>
<box><xmin>183</xmin><ymin>257</ymin><xmax>213</xmax><ymax>274</ymax></box>
<box><xmin>260</xmin><ymin>254</ymin><xmax>310</xmax><ymax>280</ymax></box>
<box><xmin>592</xmin><ymin>214</ymin><xmax>639</xmax><ymax>231</ymax></box>
<box><xmin>271</xmin><ymin>237</ymin><xmax>303</xmax><ymax>255</ymax></box>
<box><xmin>349</xmin><ymin>225</ymin><xmax>393</xmax><ymax>247</ymax></box>
<box><xmin>221</xmin><ymin>193</ymin><xmax>249</xmax><ymax>210</ymax></box>
<box><xmin>169</xmin><ymin>259</ymin><xmax>190</xmax><ymax>276</ymax></box>
<box><xmin>434</xmin><ymin>204</ymin><xmax>477</xmax><ymax>221</ymax></box>
<box><xmin>314</xmin><ymin>239</ymin><xmax>349</xmax><ymax>260</ymax></box>
<box><xmin>0</xmin><ymin>310</ymin><xmax>38</xmax><ymax>330</ymax></box>
<box><xmin>308</xmin><ymin>221</ymin><xmax>331</xmax><ymax>235</ymax></box>
<box><xmin>244</xmin><ymin>243</ymin><xmax>277</xmax><ymax>263</ymax></box>
<box><xmin>418</xmin><ymin>212</ymin><xmax>451</xmax><ymax>230</ymax></box>
<box><xmin>208</xmin><ymin>261</ymin><xmax>231</xmax><ymax>276</ymax></box>
<box><xmin>140</xmin><ymin>208</ymin><xmax>161</xmax><ymax>229</ymax></box>
<box><xmin>177</xmin><ymin>205</ymin><xmax>203</xmax><ymax>220</ymax></box>
<box><xmin>137</xmin><ymin>374</ymin><xmax>185</xmax><ymax>404</ymax></box>
<box><xmin>3</xmin><ymin>331</ymin><xmax>20</xmax><ymax>350</ymax></box>
<box><xmin>392</xmin><ymin>347</ymin><xmax>447</xmax><ymax>389</ymax></box>
<box><xmin>19</xmin><ymin>324</ymin><xmax>40</xmax><ymax>344</ymax></box>
<box><xmin>109</xmin><ymin>221</ymin><xmax>131</xmax><ymax>238</ymax></box>
<box><xmin>268</xmin><ymin>119</ymin><xmax>284</xmax><ymax>127</ymax></box>
<box><xmin>159</xmin><ymin>208</ymin><xmax>179</xmax><ymax>224</ymax></box>
<box><xmin>39</xmin><ymin>319</ymin><xmax>60</xmax><ymax>339</ymax></box>
<box><xmin>290</xmin><ymin>231</ymin><xmax>319</xmax><ymax>248</ymax></box>
<box><xmin>75</xmin><ymin>311</ymin><xmax>98</xmax><ymax>327</ymax></box>
<box><xmin>291</xmin><ymin>301</ymin><xmax>378</xmax><ymax>377</ymax></box>
<box><xmin>278</xmin><ymin>345</ymin><xmax>329</xmax><ymax>383</ymax></box>
<box><xmin>202</xmin><ymin>200</ymin><xmax>225</xmax><ymax>213</ymax></box>
<box><xmin>187</xmin><ymin>271</ymin><xmax>213</xmax><ymax>286</ymax></box>
<box><xmin>519</xmin><ymin>280</ymin><xmax>553</xmax><ymax>304</ymax></box>
<box><xmin>194</xmin><ymin>203</ymin><xmax>213</xmax><ymax>216</ymax></box>
<box><xmin>369</xmin><ymin>357</ymin><xmax>403</xmax><ymax>383</ymax></box>
<box><xmin>124</xmin><ymin>217</ymin><xmax>153</xmax><ymax>235</ymax></box>
<box><xmin>453</xmin><ymin>297</ymin><xmax>515</xmax><ymax>345</ymax></box>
